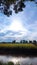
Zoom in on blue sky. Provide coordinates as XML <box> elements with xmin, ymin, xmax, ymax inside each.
<box><xmin>0</xmin><ymin>1</ymin><xmax>37</xmax><ymax>42</ymax></box>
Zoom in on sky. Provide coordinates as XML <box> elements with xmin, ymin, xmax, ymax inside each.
<box><xmin>0</xmin><ymin>1</ymin><xmax>37</xmax><ymax>42</ymax></box>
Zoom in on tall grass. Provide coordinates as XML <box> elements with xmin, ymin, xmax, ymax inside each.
<box><xmin>0</xmin><ymin>43</ymin><xmax>37</xmax><ymax>49</ymax></box>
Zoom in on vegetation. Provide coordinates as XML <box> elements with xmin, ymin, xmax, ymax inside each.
<box><xmin>0</xmin><ymin>43</ymin><xmax>37</xmax><ymax>49</ymax></box>
<box><xmin>0</xmin><ymin>0</ymin><xmax>37</xmax><ymax>16</ymax></box>
<box><xmin>0</xmin><ymin>40</ymin><xmax>37</xmax><ymax>56</ymax></box>
<box><xmin>0</xmin><ymin>39</ymin><xmax>37</xmax><ymax>49</ymax></box>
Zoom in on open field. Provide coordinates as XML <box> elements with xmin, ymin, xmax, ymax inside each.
<box><xmin>0</xmin><ymin>43</ymin><xmax>37</xmax><ymax>49</ymax></box>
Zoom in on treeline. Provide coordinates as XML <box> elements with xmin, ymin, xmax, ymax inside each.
<box><xmin>0</xmin><ymin>40</ymin><xmax>37</xmax><ymax>45</ymax></box>
<box><xmin>12</xmin><ymin>40</ymin><xmax>37</xmax><ymax>45</ymax></box>
<box><xmin>20</xmin><ymin>40</ymin><xmax>37</xmax><ymax>44</ymax></box>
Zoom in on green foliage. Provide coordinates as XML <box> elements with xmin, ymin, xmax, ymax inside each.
<box><xmin>0</xmin><ymin>43</ymin><xmax>37</xmax><ymax>49</ymax></box>
<box><xmin>12</xmin><ymin>40</ymin><xmax>16</xmax><ymax>43</ymax></box>
<box><xmin>29</xmin><ymin>40</ymin><xmax>32</xmax><ymax>43</ymax></box>
<box><xmin>32</xmin><ymin>40</ymin><xmax>37</xmax><ymax>45</ymax></box>
<box><xmin>0</xmin><ymin>0</ymin><xmax>37</xmax><ymax>16</ymax></box>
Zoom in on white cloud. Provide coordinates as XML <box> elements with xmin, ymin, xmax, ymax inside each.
<box><xmin>3</xmin><ymin>20</ymin><xmax>29</xmax><ymax>38</ymax></box>
<box><xmin>0</xmin><ymin>19</ymin><xmax>29</xmax><ymax>41</ymax></box>
<box><xmin>8</xmin><ymin>19</ymin><xmax>28</xmax><ymax>32</ymax></box>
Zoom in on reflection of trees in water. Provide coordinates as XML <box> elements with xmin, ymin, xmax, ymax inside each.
<box><xmin>15</xmin><ymin>62</ymin><xmax>34</xmax><ymax>65</ymax></box>
<box><xmin>0</xmin><ymin>62</ymin><xmax>14</xmax><ymax>65</ymax></box>
<box><xmin>24</xmin><ymin>63</ymin><xmax>32</xmax><ymax>65</ymax></box>
<box><xmin>15</xmin><ymin>61</ymin><xmax>20</xmax><ymax>65</ymax></box>
<box><xmin>20</xmin><ymin>63</ymin><xmax>32</xmax><ymax>65</ymax></box>
<box><xmin>0</xmin><ymin>61</ymin><xmax>36</xmax><ymax>65</ymax></box>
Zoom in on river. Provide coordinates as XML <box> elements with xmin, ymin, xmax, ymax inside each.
<box><xmin>0</xmin><ymin>55</ymin><xmax>37</xmax><ymax>65</ymax></box>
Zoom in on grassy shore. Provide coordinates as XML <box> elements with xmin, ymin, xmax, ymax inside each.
<box><xmin>0</xmin><ymin>43</ymin><xmax>37</xmax><ymax>56</ymax></box>
<box><xmin>0</xmin><ymin>43</ymin><xmax>37</xmax><ymax>49</ymax></box>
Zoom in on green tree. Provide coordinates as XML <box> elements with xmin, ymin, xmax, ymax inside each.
<box><xmin>20</xmin><ymin>40</ymin><xmax>23</xmax><ymax>43</ymax></box>
<box><xmin>32</xmin><ymin>40</ymin><xmax>37</xmax><ymax>45</ymax></box>
<box><xmin>0</xmin><ymin>0</ymin><xmax>37</xmax><ymax>16</ymax></box>
<box><xmin>25</xmin><ymin>40</ymin><xmax>28</xmax><ymax>43</ymax></box>
<box><xmin>12</xmin><ymin>40</ymin><xmax>16</xmax><ymax>43</ymax></box>
<box><xmin>29</xmin><ymin>40</ymin><xmax>32</xmax><ymax>43</ymax></box>
<box><xmin>23</xmin><ymin>40</ymin><xmax>26</xmax><ymax>43</ymax></box>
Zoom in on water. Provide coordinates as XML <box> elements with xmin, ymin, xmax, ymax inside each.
<box><xmin>0</xmin><ymin>55</ymin><xmax>37</xmax><ymax>65</ymax></box>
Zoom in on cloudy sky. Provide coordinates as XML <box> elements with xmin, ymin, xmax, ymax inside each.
<box><xmin>0</xmin><ymin>1</ymin><xmax>37</xmax><ymax>42</ymax></box>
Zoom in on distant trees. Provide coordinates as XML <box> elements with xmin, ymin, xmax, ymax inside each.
<box><xmin>12</xmin><ymin>40</ymin><xmax>16</xmax><ymax>43</ymax></box>
<box><xmin>11</xmin><ymin>39</ymin><xmax>37</xmax><ymax>45</ymax></box>
<box><xmin>20</xmin><ymin>40</ymin><xmax>37</xmax><ymax>45</ymax></box>
<box><xmin>2</xmin><ymin>42</ymin><xmax>6</xmax><ymax>44</ymax></box>
<box><xmin>32</xmin><ymin>40</ymin><xmax>37</xmax><ymax>45</ymax></box>
<box><xmin>29</xmin><ymin>40</ymin><xmax>37</xmax><ymax>45</ymax></box>
<box><xmin>23</xmin><ymin>40</ymin><xmax>26</xmax><ymax>43</ymax></box>
<box><xmin>25</xmin><ymin>40</ymin><xmax>28</xmax><ymax>43</ymax></box>
<box><xmin>29</xmin><ymin>40</ymin><xmax>32</xmax><ymax>43</ymax></box>
<box><xmin>20</xmin><ymin>40</ymin><xmax>28</xmax><ymax>43</ymax></box>
<box><xmin>20</xmin><ymin>40</ymin><xmax>23</xmax><ymax>43</ymax></box>
<box><xmin>1</xmin><ymin>39</ymin><xmax>37</xmax><ymax>45</ymax></box>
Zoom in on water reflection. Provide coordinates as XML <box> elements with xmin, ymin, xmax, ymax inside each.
<box><xmin>0</xmin><ymin>55</ymin><xmax>37</xmax><ymax>65</ymax></box>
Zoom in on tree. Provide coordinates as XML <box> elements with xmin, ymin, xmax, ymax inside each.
<box><xmin>2</xmin><ymin>42</ymin><xmax>6</xmax><ymax>44</ymax></box>
<box><xmin>23</xmin><ymin>40</ymin><xmax>26</xmax><ymax>43</ymax></box>
<box><xmin>12</xmin><ymin>40</ymin><xmax>16</xmax><ymax>43</ymax></box>
<box><xmin>20</xmin><ymin>40</ymin><xmax>23</xmax><ymax>43</ymax></box>
<box><xmin>0</xmin><ymin>0</ymin><xmax>37</xmax><ymax>16</ymax></box>
<box><xmin>32</xmin><ymin>40</ymin><xmax>37</xmax><ymax>45</ymax></box>
<box><xmin>29</xmin><ymin>40</ymin><xmax>32</xmax><ymax>43</ymax></box>
<box><xmin>25</xmin><ymin>40</ymin><xmax>28</xmax><ymax>43</ymax></box>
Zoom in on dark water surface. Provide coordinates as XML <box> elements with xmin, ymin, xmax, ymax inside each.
<box><xmin>0</xmin><ymin>55</ymin><xmax>37</xmax><ymax>65</ymax></box>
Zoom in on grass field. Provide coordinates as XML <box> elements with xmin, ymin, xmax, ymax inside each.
<box><xmin>0</xmin><ymin>43</ymin><xmax>37</xmax><ymax>49</ymax></box>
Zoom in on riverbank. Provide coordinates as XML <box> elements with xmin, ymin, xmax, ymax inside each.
<box><xmin>0</xmin><ymin>47</ymin><xmax>37</xmax><ymax>57</ymax></box>
<box><xmin>0</xmin><ymin>43</ymin><xmax>37</xmax><ymax>56</ymax></box>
